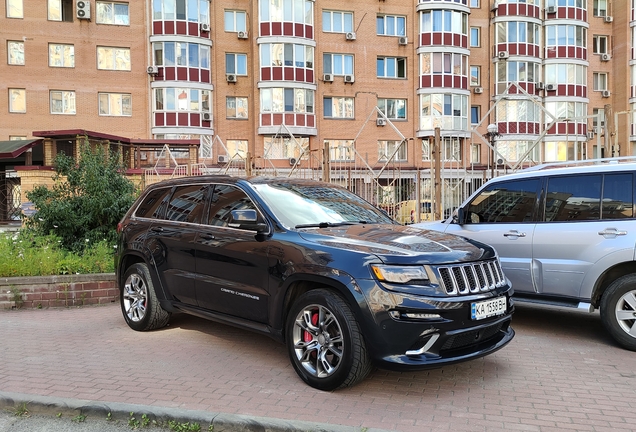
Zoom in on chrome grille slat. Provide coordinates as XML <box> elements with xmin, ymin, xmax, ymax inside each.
<box><xmin>437</xmin><ymin>259</ymin><xmax>504</xmax><ymax>296</ymax></box>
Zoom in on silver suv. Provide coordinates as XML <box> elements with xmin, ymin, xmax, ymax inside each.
<box><xmin>415</xmin><ymin>159</ymin><xmax>636</xmax><ymax>351</ymax></box>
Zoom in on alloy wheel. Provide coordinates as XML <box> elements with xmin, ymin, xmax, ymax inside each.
<box><xmin>614</xmin><ymin>288</ymin><xmax>636</xmax><ymax>336</ymax></box>
<box><xmin>123</xmin><ymin>273</ymin><xmax>148</xmax><ymax>322</ymax></box>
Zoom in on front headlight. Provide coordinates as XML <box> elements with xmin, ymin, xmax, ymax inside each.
<box><xmin>370</xmin><ymin>264</ymin><xmax>429</xmax><ymax>285</ymax></box>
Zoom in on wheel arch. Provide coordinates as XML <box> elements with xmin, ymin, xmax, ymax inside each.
<box><xmin>591</xmin><ymin>261</ymin><xmax>636</xmax><ymax>308</ymax></box>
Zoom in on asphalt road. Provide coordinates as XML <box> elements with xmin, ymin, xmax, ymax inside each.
<box><xmin>0</xmin><ymin>301</ymin><xmax>635</xmax><ymax>431</ymax></box>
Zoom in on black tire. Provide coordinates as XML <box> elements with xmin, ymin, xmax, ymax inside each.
<box><xmin>120</xmin><ymin>263</ymin><xmax>170</xmax><ymax>332</ymax></box>
<box><xmin>286</xmin><ymin>289</ymin><xmax>372</xmax><ymax>391</ymax></box>
<box><xmin>600</xmin><ymin>274</ymin><xmax>636</xmax><ymax>351</ymax></box>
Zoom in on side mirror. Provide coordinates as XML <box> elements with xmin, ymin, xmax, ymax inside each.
<box><xmin>229</xmin><ymin>209</ymin><xmax>269</xmax><ymax>233</ymax></box>
<box><xmin>455</xmin><ymin>207</ymin><xmax>466</xmax><ymax>225</ymax></box>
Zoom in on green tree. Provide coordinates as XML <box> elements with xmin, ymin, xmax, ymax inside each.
<box><xmin>25</xmin><ymin>141</ymin><xmax>137</xmax><ymax>252</ymax></box>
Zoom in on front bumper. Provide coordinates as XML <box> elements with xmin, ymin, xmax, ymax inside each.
<box><xmin>355</xmin><ymin>279</ymin><xmax>515</xmax><ymax>370</ymax></box>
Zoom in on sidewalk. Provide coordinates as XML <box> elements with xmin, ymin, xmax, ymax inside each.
<box><xmin>1</xmin><ymin>302</ymin><xmax>635</xmax><ymax>431</ymax></box>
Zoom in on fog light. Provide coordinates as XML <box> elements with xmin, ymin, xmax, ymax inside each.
<box><xmin>404</xmin><ymin>312</ymin><xmax>441</xmax><ymax>319</ymax></box>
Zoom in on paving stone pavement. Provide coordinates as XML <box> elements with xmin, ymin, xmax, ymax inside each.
<box><xmin>0</xmin><ymin>301</ymin><xmax>635</xmax><ymax>432</ymax></box>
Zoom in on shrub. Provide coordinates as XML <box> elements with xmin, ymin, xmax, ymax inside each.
<box><xmin>24</xmin><ymin>141</ymin><xmax>137</xmax><ymax>252</ymax></box>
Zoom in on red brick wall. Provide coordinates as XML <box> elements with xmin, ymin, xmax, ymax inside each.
<box><xmin>0</xmin><ymin>273</ymin><xmax>117</xmax><ymax>309</ymax></box>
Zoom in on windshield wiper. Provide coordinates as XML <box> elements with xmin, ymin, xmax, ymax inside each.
<box><xmin>295</xmin><ymin>221</ymin><xmax>363</xmax><ymax>229</ymax></box>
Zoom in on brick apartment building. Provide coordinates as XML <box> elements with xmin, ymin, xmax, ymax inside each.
<box><xmin>0</xmin><ymin>0</ymin><xmax>635</xmax><ymax>221</ymax></box>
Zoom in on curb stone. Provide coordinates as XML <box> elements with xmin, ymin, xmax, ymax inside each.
<box><xmin>0</xmin><ymin>391</ymin><xmax>394</xmax><ymax>432</ymax></box>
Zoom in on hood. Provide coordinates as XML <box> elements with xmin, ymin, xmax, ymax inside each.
<box><xmin>297</xmin><ymin>223</ymin><xmax>494</xmax><ymax>265</ymax></box>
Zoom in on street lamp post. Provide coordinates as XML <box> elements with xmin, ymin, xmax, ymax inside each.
<box><xmin>484</xmin><ymin>123</ymin><xmax>502</xmax><ymax>179</ymax></box>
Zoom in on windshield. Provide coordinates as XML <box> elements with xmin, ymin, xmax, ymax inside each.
<box><xmin>252</xmin><ymin>183</ymin><xmax>394</xmax><ymax>229</ymax></box>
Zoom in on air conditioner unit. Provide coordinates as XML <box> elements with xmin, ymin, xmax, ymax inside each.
<box><xmin>323</xmin><ymin>73</ymin><xmax>334</xmax><ymax>82</ymax></box>
<box><xmin>496</xmin><ymin>158</ymin><xmax>505</xmax><ymax>165</ymax></box>
<box><xmin>546</xmin><ymin>5</ymin><xmax>556</xmax><ymax>14</ymax></box>
<box><xmin>594</xmin><ymin>127</ymin><xmax>601</xmax><ymax>134</ymax></box>
<box><xmin>602</xmin><ymin>90</ymin><xmax>611</xmax><ymax>98</ymax></box>
<box><xmin>536</xmin><ymin>82</ymin><xmax>545</xmax><ymax>89</ymax></box>
<box><xmin>601</xmin><ymin>53</ymin><xmax>611</xmax><ymax>61</ymax></box>
<box><xmin>376</xmin><ymin>118</ymin><xmax>387</xmax><ymax>126</ymax></box>
<box><xmin>344</xmin><ymin>74</ymin><xmax>355</xmax><ymax>83</ymax></box>
<box><xmin>199</xmin><ymin>23</ymin><xmax>210</xmax><ymax>32</ymax></box>
<box><xmin>398</xmin><ymin>36</ymin><xmax>408</xmax><ymax>45</ymax></box>
<box><xmin>345</xmin><ymin>32</ymin><xmax>356</xmax><ymax>41</ymax></box>
<box><xmin>226</xmin><ymin>74</ymin><xmax>237</xmax><ymax>83</ymax></box>
<box><xmin>202</xmin><ymin>112</ymin><xmax>212</xmax><ymax>121</ymax></box>
<box><xmin>491</xmin><ymin>2</ymin><xmax>499</xmax><ymax>11</ymax></box>
<box><xmin>586</xmin><ymin>131</ymin><xmax>595</xmax><ymax>140</ymax></box>
<box><xmin>237</xmin><ymin>31</ymin><xmax>248</xmax><ymax>39</ymax></box>
<box><xmin>473</xmin><ymin>87</ymin><xmax>483</xmax><ymax>94</ymax></box>
<box><xmin>76</xmin><ymin>0</ymin><xmax>90</xmax><ymax>19</ymax></box>
<box><xmin>498</xmin><ymin>51</ymin><xmax>509</xmax><ymax>60</ymax></box>
<box><xmin>546</xmin><ymin>83</ymin><xmax>557</xmax><ymax>91</ymax></box>
<box><xmin>217</xmin><ymin>155</ymin><xmax>229</xmax><ymax>164</ymax></box>
<box><xmin>147</xmin><ymin>65</ymin><xmax>158</xmax><ymax>75</ymax></box>
<box><xmin>289</xmin><ymin>157</ymin><xmax>299</xmax><ymax>166</ymax></box>
<box><xmin>604</xmin><ymin>16</ymin><xmax>613</xmax><ymax>23</ymax></box>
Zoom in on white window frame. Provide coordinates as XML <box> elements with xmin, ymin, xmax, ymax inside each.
<box><xmin>96</xmin><ymin>1</ymin><xmax>130</xmax><ymax>25</ymax></box>
<box><xmin>7</xmin><ymin>41</ymin><xmax>25</xmax><ymax>65</ymax></box>
<box><xmin>98</xmin><ymin>92</ymin><xmax>132</xmax><ymax>116</ymax></box>
<box><xmin>50</xmin><ymin>90</ymin><xmax>76</xmax><ymax>115</ymax></box>
<box><xmin>226</xmin><ymin>96</ymin><xmax>248</xmax><ymax>119</ymax></box>
<box><xmin>49</xmin><ymin>43</ymin><xmax>75</xmax><ymax>68</ymax></box>
<box><xmin>326</xmin><ymin>139</ymin><xmax>354</xmax><ymax>161</ymax></box>
<box><xmin>377</xmin><ymin>57</ymin><xmax>406</xmax><ymax>79</ymax></box>
<box><xmin>322</xmin><ymin>10</ymin><xmax>353</xmax><ymax>33</ymax></box>
<box><xmin>224</xmin><ymin>10</ymin><xmax>247</xmax><ymax>32</ymax></box>
<box><xmin>323</xmin><ymin>96</ymin><xmax>354</xmax><ymax>119</ymax></box>
<box><xmin>378</xmin><ymin>140</ymin><xmax>407</xmax><ymax>162</ymax></box>
<box><xmin>593</xmin><ymin>35</ymin><xmax>608</xmax><ymax>55</ymax></box>
<box><xmin>323</xmin><ymin>53</ymin><xmax>354</xmax><ymax>76</ymax></box>
<box><xmin>593</xmin><ymin>72</ymin><xmax>608</xmax><ymax>91</ymax></box>
<box><xmin>377</xmin><ymin>98</ymin><xmax>406</xmax><ymax>120</ymax></box>
<box><xmin>376</xmin><ymin>14</ymin><xmax>406</xmax><ymax>37</ymax></box>
<box><xmin>226</xmin><ymin>53</ymin><xmax>248</xmax><ymax>75</ymax></box>
<box><xmin>9</xmin><ymin>88</ymin><xmax>26</xmax><ymax>113</ymax></box>
<box><xmin>6</xmin><ymin>0</ymin><xmax>23</xmax><ymax>18</ymax></box>
<box><xmin>470</xmin><ymin>65</ymin><xmax>480</xmax><ymax>86</ymax></box>
<box><xmin>97</xmin><ymin>46</ymin><xmax>131</xmax><ymax>71</ymax></box>
<box><xmin>470</xmin><ymin>27</ymin><xmax>480</xmax><ymax>47</ymax></box>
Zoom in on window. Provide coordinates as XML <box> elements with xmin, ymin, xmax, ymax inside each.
<box><xmin>470</xmin><ymin>27</ymin><xmax>480</xmax><ymax>47</ymax></box>
<box><xmin>378</xmin><ymin>140</ymin><xmax>407</xmax><ymax>162</ymax></box>
<box><xmin>466</xmin><ymin>179</ymin><xmax>539</xmax><ymax>223</ymax></box>
<box><xmin>546</xmin><ymin>24</ymin><xmax>587</xmax><ymax>48</ymax></box>
<box><xmin>495</xmin><ymin>21</ymin><xmax>541</xmax><ymax>45</ymax></box>
<box><xmin>259</xmin><ymin>0</ymin><xmax>313</xmax><ymax>25</ymax></box>
<box><xmin>152</xmin><ymin>0</ymin><xmax>209</xmax><ymax>23</ymax></box>
<box><xmin>593</xmin><ymin>108</ymin><xmax>605</xmax><ymax>129</ymax></box>
<box><xmin>49</xmin><ymin>44</ymin><xmax>74</xmax><ymax>67</ymax></box>
<box><xmin>153</xmin><ymin>42</ymin><xmax>210</xmax><ymax>68</ymax></box>
<box><xmin>420</xmin><ymin>52</ymin><xmax>468</xmax><ymax>79</ymax></box>
<box><xmin>376</xmin><ymin>14</ymin><xmax>406</xmax><ymax>37</ymax></box>
<box><xmin>470</xmin><ymin>143</ymin><xmax>481</xmax><ymax>164</ymax></box>
<box><xmin>544</xmin><ymin>64</ymin><xmax>587</xmax><ymax>85</ymax></box>
<box><xmin>593</xmin><ymin>35</ymin><xmax>608</xmax><ymax>54</ymax></box>
<box><xmin>226</xmin><ymin>53</ymin><xmax>247</xmax><ymax>75</ymax></box>
<box><xmin>471</xmin><ymin>106</ymin><xmax>480</xmax><ymax>125</ymax></box>
<box><xmin>326</xmin><ymin>139</ymin><xmax>354</xmax><ymax>161</ymax></box>
<box><xmin>419</xmin><ymin>94</ymin><xmax>468</xmax><ymax>131</ymax></box>
<box><xmin>207</xmin><ymin>185</ymin><xmax>258</xmax><ymax>227</ymax></box>
<box><xmin>544</xmin><ymin>175</ymin><xmax>602</xmax><ymax>222</ymax></box>
<box><xmin>165</xmin><ymin>185</ymin><xmax>208</xmax><ymax>224</ymax></box>
<box><xmin>97</xmin><ymin>47</ymin><xmax>131</xmax><ymax>70</ymax></box>
<box><xmin>420</xmin><ymin>9</ymin><xmax>468</xmax><ymax>35</ymax></box>
<box><xmin>323</xmin><ymin>97</ymin><xmax>354</xmax><ymax>118</ymax></box>
<box><xmin>470</xmin><ymin>66</ymin><xmax>480</xmax><ymax>86</ymax></box>
<box><xmin>593</xmin><ymin>72</ymin><xmax>608</xmax><ymax>91</ymax></box>
<box><xmin>7</xmin><ymin>0</ymin><xmax>23</xmax><ymax>18</ymax></box>
<box><xmin>377</xmin><ymin>57</ymin><xmax>406</xmax><ymax>78</ymax></box>
<box><xmin>10</xmin><ymin>135</ymin><xmax>27</xmax><ymax>140</ymax></box>
<box><xmin>7</xmin><ymin>41</ymin><xmax>24</xmax><ymax>65</ymax></box>
<box><xmin>263</xmin><ymin>136</ymin><xmax>309</xmax><ymax>159</ymax></box>
<box><xmin>378</xmin><ymin>98</ymin><xmax>406</xmax><ymax>120</ymax></box>
<box><xmin>226</xmin><ymin>96</ymin><xmax>248</xmax><ymax>119</ymax></box>
<box><xmin>50</xmin><ymin>90</ymin><xmax>76</xmax><ymax>114</ymax></box>
<box><xmin>260</xmin><ymin>88</ymin><xmax>314</xmax><ymax>113</ymax></box>
<box><xmin>226</xmin><ymin>140</ymin><xmax>248</xmax><ymax>158</ymax></box>
<box><xmin>323</xmin><ymin>10</ymin><xmax>353</xmax><ymax>33</ymax></box>
<box><xmin>600</xmin><ymin>174</ymin><xmax>634</xmax><ymax>220</ymax></box>
<box><xmin>9</xmin><ymin>88</ymin><xmax>26</xmax><ymax>113</ymax></box>
<box><xmin>135</xmin><ymin>187</ymin><xmax>172</xmax><ymax>219</ymax></box>
<box><xmin>261</xmin><ymin>44</ymin><xmax>314</xmax><ymax>68</ymax></box>
<box><xmin>155</xmin><ymin>88</ymin><xmax>210</xmax><ymax>112</ymax></box>
<box><xmin>323</xmin><ymin>53</ymin><xmax>353</xmax><ymax>75</ymax></box>
<box><xmin>48</xmin><ymin>0</ymin><xmax>73</xmax><ymax>21</ymax></box>
<box><xmin>98</xmin><ymin>93</ymin><xmax>132</xmax><ymax>116</ymax></box>
<box><xmin>96</xmin><ymin>2</ymin><xmax>130</xmax><ymax>25</ymax></box>
<box><xmin>469</xmin><ymin>0</ymin><xmax>479</xmax><ymax>6</ymax></box>
<box><xmin>593</xmin><ymin>0</ymin><xmax>607</xmax><ymax>17</ymax></box>
<box><xmin>224</xmin><ymin>10</ymin><xmax>246</xmax><ymax>32</ymax></box>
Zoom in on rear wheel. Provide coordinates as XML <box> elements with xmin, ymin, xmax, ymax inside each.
<box><xmin>286</xmin><ymin>289</ymin><xmax>372</xmax><ymax>391</ymax></box>
<box><xmin>600</xmin><ymin>274</ymin><xmax>636</xmax><ymax>351</ymax></box>
<box><xmin>120</xmin><ymin>263</ymin><xmax>170</xmax><ymax>331</ymax></box>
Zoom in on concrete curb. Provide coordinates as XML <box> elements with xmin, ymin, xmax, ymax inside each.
<box><xmin>0</xmin><ymin>391</ymin><xmax>393</xmax><ymax>432</ymax></box>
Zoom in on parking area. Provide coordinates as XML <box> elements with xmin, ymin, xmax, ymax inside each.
<box><xmin>0</xmin><ymin>302</ymin><xmax>634</xmax><ymax>432</ymax></box>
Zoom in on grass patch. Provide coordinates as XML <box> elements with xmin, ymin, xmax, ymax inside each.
<box><xmin>0</xmin><ymin>231</ymin><xmax>114</xmax><ymax>277</ymax></box>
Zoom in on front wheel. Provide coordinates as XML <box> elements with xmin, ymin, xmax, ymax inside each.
<box><xmin>600</xmin><ymin>274</ymin><xmax>636</xmax><ymax>351</ymax></box>
<box><xmin>120</xmin><ymin>263</ymin><xmax>170</xmax><ymax>332</ymax></box>
<box><xmin>286</xmin><ymin>289</ymin><xmax>372</xmax><ymax>391</ymax></box>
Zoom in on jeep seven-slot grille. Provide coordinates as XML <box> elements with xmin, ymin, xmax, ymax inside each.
<box><xmin>437</xmin><ymin>259</ymin><xmax>505</xmax><ymax>295</ymax></box>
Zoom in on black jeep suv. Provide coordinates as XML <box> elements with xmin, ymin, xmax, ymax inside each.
<box><xmin>115</xmin><ymin>176</ymin><xmax>515</xmax><ymax>390</ymax></box>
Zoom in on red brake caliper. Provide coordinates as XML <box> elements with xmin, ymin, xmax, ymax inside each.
<box><xmin>303</xmin><ymin>311</ymin><xmax>319</xmax><ymax>342</ymax></box>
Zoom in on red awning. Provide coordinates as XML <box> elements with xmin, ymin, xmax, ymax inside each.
<box><xmin>0</xmin><ymin>139</ymin><xmax>41</xmax><ymax>159</ymax></box>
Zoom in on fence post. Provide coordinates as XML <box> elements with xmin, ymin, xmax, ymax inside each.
<box><xmin>322</xmin><ymin>142</ymin><xmax>330</xmax><ymax>182</ymax></box>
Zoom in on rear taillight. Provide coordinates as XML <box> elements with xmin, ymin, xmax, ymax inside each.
<box><xmin>117</xmin><ymin>222</ymin><xmax>123</xmax><ymax>233</ymax></box>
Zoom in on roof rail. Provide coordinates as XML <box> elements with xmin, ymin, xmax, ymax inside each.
<box><xmin>521</xmin><ymin>156</ymin><xmax>636</xmax><ymax>172</ymax></box>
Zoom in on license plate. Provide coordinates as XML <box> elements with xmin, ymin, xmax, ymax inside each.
<box><xmin>471</xmin><ymin>296</ymin><xmax>507</xmax><ymax>320</ymax></box>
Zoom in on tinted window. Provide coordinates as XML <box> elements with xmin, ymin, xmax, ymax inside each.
<box><xmin>135</xmin><ymin>187</ymin><xmax>171</xmax><ymax>219</ymax></box>
<box><xmin>466</xmin><ymin>179</ymin><xmax>539</xmax><ymax>223</ymax></box>
<box><xmin>164</xmin><ymin>185</ymin><xmax>208</xmax><ymax>223</ymax></box>
<box><xmin>601</xmin><ymin>173</ymin><xmax>633</xmax><ymax>220</ymax></box>
<box><xmin>544</xmin><ymin>175</ymin><xmax>601</xmax><ymax>222</ymax></box>
<box><xmin>206</xmin><ymin>184</ymin><xmax>257</xmax><ymax>227</ymax></box>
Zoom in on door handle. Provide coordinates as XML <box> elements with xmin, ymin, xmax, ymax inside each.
<box><xmin>150</xmin><ymin>226</ymin><xmax>164</xmax><ymax>233</ymax></box>
<box><xmin>199</xmin><ymin>234</ymin><xmax>215</xmax><ymax>240</ymax></box>
<box><xmin>598</xmin><ymin>228</ymin><xmax>627</xmax><ymax>237</ymax></box>
<box><xmin>503</xmin><ymin>230</ymin><xmax>526</xmax><ymax>238</ymax></box>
